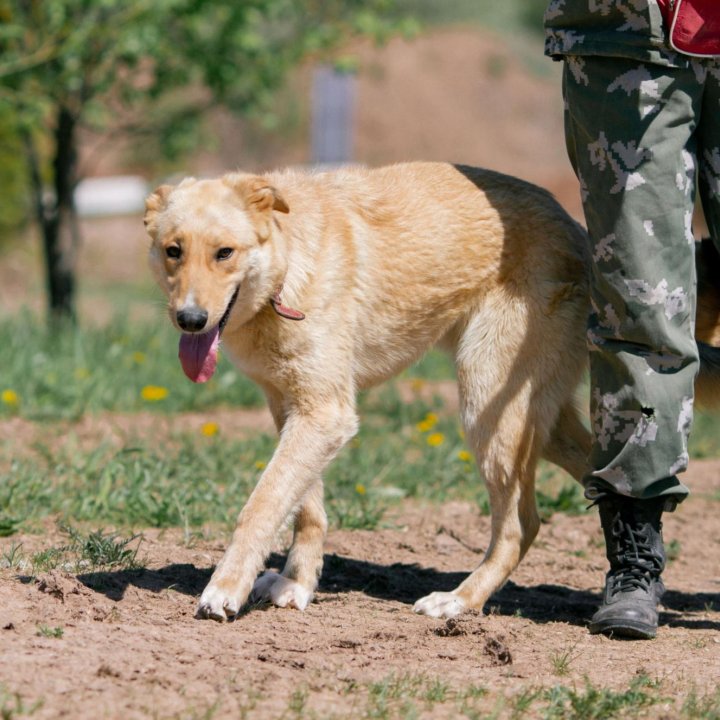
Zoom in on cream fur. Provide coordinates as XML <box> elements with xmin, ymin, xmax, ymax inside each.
<box><xmin>146</xmin><ymin>162</ymin><xmax>594</xmax><ymax>621</ymax></box>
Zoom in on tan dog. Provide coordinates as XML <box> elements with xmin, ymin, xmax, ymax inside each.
<box><xmin>145</xmin><ymin>162</ymin><xmax>718</xmax><ymax>621</ymax></box>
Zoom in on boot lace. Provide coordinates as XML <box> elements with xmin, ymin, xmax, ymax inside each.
<box><xmin>608</xmin><ymin>517</ymin><xmax>663</xmax><ymax>594</ymax></box>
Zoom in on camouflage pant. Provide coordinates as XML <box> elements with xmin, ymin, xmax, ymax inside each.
<box><xmin>563</xmin><ymin>54</ymin><xmax>720</xmax><ymax>502</ymax></box>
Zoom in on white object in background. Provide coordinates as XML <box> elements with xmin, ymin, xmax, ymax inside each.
<box><xmin>74</xmin><ymin>175</ymin><xmax>149</xmax><ymax>217</ymax></box>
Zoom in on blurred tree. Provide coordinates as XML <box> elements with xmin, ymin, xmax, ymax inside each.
<box><xmin>0</xmin><ymin>0</ymin><xmax>410</xmax><ymax>323</ymax></box>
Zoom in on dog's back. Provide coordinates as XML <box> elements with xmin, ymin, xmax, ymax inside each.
<box><xmin>259</xmin><ymin>162</ymin><xmax>591</xmax><ymax>391</ymax></box>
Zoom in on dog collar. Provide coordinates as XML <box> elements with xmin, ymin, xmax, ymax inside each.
<box><xmin>270</xmin><ymin>285</ymin><xmax>305</xmax><ymax>321</ymax></box>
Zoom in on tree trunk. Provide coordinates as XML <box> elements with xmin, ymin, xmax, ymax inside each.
<box><xmin>43</xmin><ymin>105</ymin><xmax>80</xmax><ymax>324</ymax></box>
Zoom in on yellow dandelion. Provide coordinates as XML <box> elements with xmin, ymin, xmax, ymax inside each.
<box><xmin>457</xmin><ymin>450</ymin><xmax>472</xmax><ymax>462</ymax></box>
<box><xmin>355</xmin><ymin>483</ymin><xmax>366</xmax><ymax>496</ymax></box>
<box><xmin>201</xmin><ymin>422</ymin><xmax>219</xmax><ymax>437</ymax></box>
<box><xmin>416</xmin><ymin>412</ymin><xmax>439</xmax><ymax>432</ymax></box>
<box><xmin>74</xmin><ymin>367</ymin><xmax>90</xmax><ymax>380</ymax></box>
<box><xmin>1</xmin><ymin>389</ymin><xmax>19</xmax><ymax>407</ymax></box>
<box><xmin>132</xmin><ymin>351</ymin><xmax>147</xmax><ymax>364</ymax></box>
<box><xmin>141</xmin><ymin>385</ymin><xmax>169</xmax><ymax>401</ymax></box>
<box><xmin>427</xmin><ymin>432</ymin><xmax>445</xmax><ymax>447</ymax></box>
<box><xmin>255</xmin><ymin>460</ymin><xmax>267</xmax><ymax>470</ymax></box>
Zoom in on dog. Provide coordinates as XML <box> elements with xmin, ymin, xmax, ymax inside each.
<box><xmin>145</xmin><ymin>162</ymin><xmax>720</xmax><ymax>621</ymax></box>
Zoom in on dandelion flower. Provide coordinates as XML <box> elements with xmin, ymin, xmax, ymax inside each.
<box><xmin>410</xmin><ymin>378</ymin><xmax>425</xmax><ymax>392</ymax></box>
<box><xmin>1</xmin><ymin>389</ymin><xmax>19</xmax><ymax>407</ymax></box>
<box><xmin>201</xmin><ymin>422</ymin><xmax>219</xmax><ymax>437</ymax></box>
<box><xmin>355</xmin><ymin>483</ymin><xmax>366</xmax><ymax>496</ymax></box>
<box><xmin>417</xmin><ymin>412</ymin><xmax>439</xmax><ymax>433</ymax></box>
<box><xmin>141</xmin><ymin>385</ymin><xmax>168</xmax><ymax>401</ymax></box>
<box><xmin>255</xmin><ymin>460</ymin><xmax>267</xmax><ymax>470</ymax></box>
<box><xmin>427</xmin><ymin>432</ymin><xmax>445</xmax><ymax>447</ymax></box>
<box><xmin>132</xmin><ymin>351</ymin><xmax>147</xmax><ymax>364</ymax></box>
<box><xmin>457</xmin><ymin>450</ymin><xmax>472</xmax><ymax>462</ymax></box>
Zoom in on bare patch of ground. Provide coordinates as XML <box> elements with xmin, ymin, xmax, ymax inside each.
<box><xmin>0</xmin><ymin>408</ymin><xmax>275</xmax><ymax>462</ymax></box>
<box><xmin>1</xmin><ymin>462</ymin><xmax>718</xmax><ymax>718</ymax></box>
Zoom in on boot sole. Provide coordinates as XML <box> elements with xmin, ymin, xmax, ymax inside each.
<box><xmin>588</xmin><ymin>618</ymin><xmax>657</xmax><ymax>640</ymax></box>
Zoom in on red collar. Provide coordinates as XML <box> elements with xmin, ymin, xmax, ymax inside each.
<box><xmin>270</xmin><ymin>285</ymin><xmax>305</xmax><ymax>321</ymax></box>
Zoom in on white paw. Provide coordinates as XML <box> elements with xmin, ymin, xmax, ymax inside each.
<box><xmin>196</xmin><ymin>583</ymin><xmax>243</xmax><ymax>622</ymax></box>
<box><xmin>413</xmin><ymin>591</ymin><xmax>467</xmax><ymax>619</ymax></box>
<box><xmin>250</xmin><ymin>571</ymin><xmax>313</xmax><ymax>610</ymax></box>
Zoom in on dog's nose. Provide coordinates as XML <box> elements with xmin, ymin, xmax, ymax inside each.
<box><xmin>177</xmin><ymin>307</ymin><xmax>209</xmax><ymax>332</ymax></box>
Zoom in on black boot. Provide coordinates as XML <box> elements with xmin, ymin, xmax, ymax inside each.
<box><xmin>589</xmin><ymin>494</ymin><xmax>668</xmax><ymax>639</ymax></box>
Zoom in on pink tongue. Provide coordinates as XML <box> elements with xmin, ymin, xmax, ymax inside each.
<box><xmin>178</xmin><ymin>327</ymin><xmax>220</xmax><ymax>383</ymax></box>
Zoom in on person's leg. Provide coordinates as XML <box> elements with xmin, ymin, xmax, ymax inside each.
<box><xmin>563</xmin><ymin>54</ymin><xmax>702</xmax><ymax>638</ymax></box>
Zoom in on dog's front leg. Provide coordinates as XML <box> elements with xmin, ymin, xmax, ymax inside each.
<box><xmin>197</xmin><ymin>402</ymin><xmax>357</xmax><ymax>621</ymax></box>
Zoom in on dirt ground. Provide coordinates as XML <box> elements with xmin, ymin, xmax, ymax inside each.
<box><xmin>1</xmin><ymin>456</ymin><xmax>718</xmax><ymax>719</ymax></box>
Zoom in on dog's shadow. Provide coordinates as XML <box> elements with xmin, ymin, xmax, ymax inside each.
<box><xmin>76</xmin><ymin>552</ymin><xmax>720</xmax><ymax>631</ymax></box>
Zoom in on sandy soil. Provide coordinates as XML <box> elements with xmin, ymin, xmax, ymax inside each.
<box><xmin>1</xmin><ymin>459</ymin><xmax>718</xmax><ymax>719</ymax></box>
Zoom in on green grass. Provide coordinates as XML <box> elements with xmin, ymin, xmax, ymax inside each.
<box><xmin>0</xmin><ymin>314</ymin><xmax>457</xmax><ymax>419</ymax></box>
<box><xmin>0</xmin><ymin>379</ymin><xmax>588</xmax><ymax>534</ymax></box>
<box><xmin>0</xmin><ymin>686</ymin><xmax>43</xmax><ymax>720</ymax></box>
<box><xmin>27</xmin><ymin>526</ymin><xmax>143</xmax><ymax>575</ymax></box>
<box><xmin>35</xmin><ymin>625</ymin><xmax>64</xmax><ymax>639</ymax></box>
<box><xmin>0</xmin><ymin>313</ymin><xmax>263</xmax><ymax>420</ymax></box>
<box><xmin>2</xmin><ymin>315</ymin><xmax>719</xmax><ymax>538</ymax></box>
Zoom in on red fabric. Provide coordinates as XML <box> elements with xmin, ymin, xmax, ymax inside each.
<box><xmin>658</xmin><ymin>0</ymin><xmax>720</xmax><ymax>56</ymax></box>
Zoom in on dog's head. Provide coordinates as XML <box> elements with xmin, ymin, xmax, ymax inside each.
<box><xmin>144</xmin><ymin>173</ymin><xmax>289</xmax><ymax>382</ymax></box>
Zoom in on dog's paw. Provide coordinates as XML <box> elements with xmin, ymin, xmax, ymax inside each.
<box><xmin>196</xmin><ymin>583</ymin><xmax>244</xmax><ymax>622</ymax></box>
<box><xmin>250</xmin><ymin>571</ymin><xmax>313</xmax><ymax>610</ymax></box>
<box><xmin>413</xmin><ymin>592</ymin><xmax>467</xmax><ymax>619</ymax></box>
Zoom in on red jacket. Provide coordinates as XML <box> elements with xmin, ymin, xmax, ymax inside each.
<box><xmin>656</xmin><ymin>0</ymin><xmax>720</xmax><ymax>56</ymax></box>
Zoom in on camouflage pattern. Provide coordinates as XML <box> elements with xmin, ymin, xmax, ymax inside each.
<box><xmin>545</xmin><ymin>0</ymin><xmax>685</xmax><ymax>67</ymax></box>
<box><xmin>558</xmin><ymin>48</ymin><xmax>720</xmax><ymax>501</ymax></box>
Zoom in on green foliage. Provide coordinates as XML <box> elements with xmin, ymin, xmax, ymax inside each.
<box><xmin>0</xmin><ymin>0</ymin><xmax>409</xmax><ymax>170</ymax></box>
<box><xmin>391</xmin><ymin>0</ymin><xmax>548</xmax><ymax>36</ymax></box>
<box><xmin>0</xmin><ymin>0</ymin><xmax>410</xmax><ymax>320</ymax></box>
<box><xmin>0</xmin><ymin>107</ymin><xmax>27</xmax><ymax>245</ymax></box>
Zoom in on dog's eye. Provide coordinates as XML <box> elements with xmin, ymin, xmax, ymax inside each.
<box><xmin>216</xmin><ymin>247</ymin><xmax>234</xmax><ymax>261</ymax></box>
<box><xmin>166</xmin><ymin>246</ymin><xmax>181</xmax><ymax>259</ymax></box>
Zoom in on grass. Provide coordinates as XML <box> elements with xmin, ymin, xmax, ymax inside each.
<box><xmin>35</xmin><ymin>624</ymin><xmax>63</xmax><ymax>639</ymax></box>
<box><xmin>0</xmin><ymin>313</ymin><xmax>264</xmax><ymax>420</ymax></box>
<box><xmin>0</xmin><ymin>380</ymin><xmax>587</xmax><ymax>534</ymax></box>
<box><xmin>0</xmin><ymin>686</ymin><xmax>43</xmax><ymax>720</ymax></box>
<box><xmin>27</xmin><ymin>526</ymin><xmax>142</xmax><ymax>575</ymax></box>
<box><xmin>1</xmin><ymin>313</ymin><xmax>719</xmax><ymax>537</ymax></box>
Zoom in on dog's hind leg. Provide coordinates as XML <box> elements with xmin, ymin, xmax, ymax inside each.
<box><xmin>414</xmin><ymin>307</ymin><xmax>549</xmax><ymax>618</ymax></box>
<box><xmin>414</xmin><ymin>397</ymin><xmax>543</xmax><ymax>618</ymax></box>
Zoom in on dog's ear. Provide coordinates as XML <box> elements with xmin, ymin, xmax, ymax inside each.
<box><xmin>247</xmin><ymin>181</ymin><xmax>290</xmax><ymax>214</ymax></box>
<box><xmin>144</xmin><ymin>184</ymin><xmax>173</xmax><ymax>234</ymax></box>
<box><xmin>226</xmin><ymin>174</ymin><xmax>290</xmax><ymax>214</ymax></box>
<box><xmin>225</xmin><ymin>173</ymin><xmax>289</xmax><ymax>241</ymax></box>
